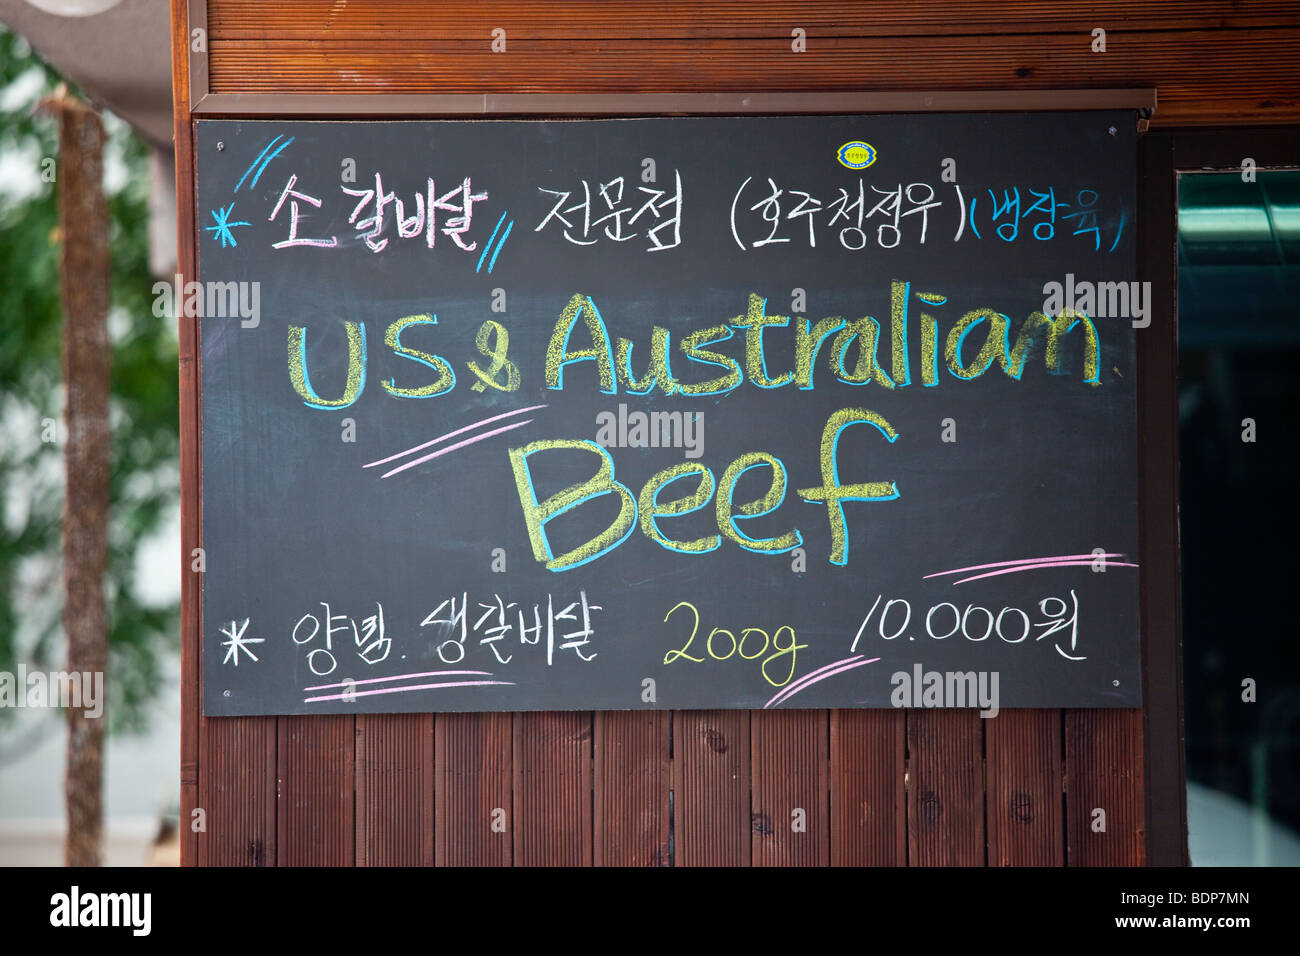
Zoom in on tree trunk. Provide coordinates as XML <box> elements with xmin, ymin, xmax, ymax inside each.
<box><xmin>51</xmin><ymin>87</ymin><xmax>111</xmax><ymax>868</ymax></box>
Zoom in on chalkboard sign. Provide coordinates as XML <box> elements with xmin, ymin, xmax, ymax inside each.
<box><xmin>196</xmin><ymin>113</ymin><xmax>1141</xmax><ymax>715</ymax></box>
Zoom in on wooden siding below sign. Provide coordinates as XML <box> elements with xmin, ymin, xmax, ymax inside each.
<box><xmin>194</xmin><ymin>709</ymin><xmax>1144</xmax><ymax>865</ymax></box>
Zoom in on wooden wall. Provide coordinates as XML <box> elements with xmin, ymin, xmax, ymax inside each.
<box><xmin>195</xmin><ymin>1</ymin><xmax>1300</xmax><ymax>126</ymax></box>
<box><xmin>171</xmin><ymin>0</ymin><xmax>1274</xmax><ymax>867</ymax></box>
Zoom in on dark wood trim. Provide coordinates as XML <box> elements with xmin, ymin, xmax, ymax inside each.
<box><xmin>180</xmin><ymin>5</ymin><xmax>1158</xmax><ymax>122</ymax></box>
<box><xmin>172</xmin><ymin>0</ymin><xmax>201</xmax><ymax>867</ymax></box>
<box><xmin>189</xmin><ymin>89</ymin><xmax>1158</xmax><ymax>117</ymax></box>
<box><xmin>1137</xmin><ymin>123</ymin><xmax>1300</xmax><ymax>867</ymax></box>
<box><xmin>187</xmin><ymin>0</ymin><xmax>209</xmax><ymax>113</ymax></box>
<box><xmin>1136</xmin><ymin>129</ymin><xmax>1183</xmax><ymax>866</ymax></box>
<box><xmin>1166</xmin><ymin>124</ymin><xmax>1300</xmax><ymax>169</ymax></box>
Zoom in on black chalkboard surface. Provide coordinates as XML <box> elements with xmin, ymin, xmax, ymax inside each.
<box><xmin>197</xmin><ymin>113</ymin><xmax>1141</xmax><ymax>715</ymax></box>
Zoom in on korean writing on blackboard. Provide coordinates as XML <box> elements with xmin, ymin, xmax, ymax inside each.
<box><xmin>730</xmin><ymin>178</ymin><xmax>1125</xmax><ymax>252</ymax></box>
<box><xmin>535</xmin><ymin>170</ymin><xmax>684</xmax><ymax>251</ymax></box>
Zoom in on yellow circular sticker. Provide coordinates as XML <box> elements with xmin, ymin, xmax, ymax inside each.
<box><xmin>837</xmin><ymin>141</ymin><xmax>877</xmax><ymax>170</ymax></box>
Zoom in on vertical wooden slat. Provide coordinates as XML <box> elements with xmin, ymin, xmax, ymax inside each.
<box><xmin>675</xmin><ymin>710</ymin><xmax>750</xmax><ymax>866</ymax></box>
<box><xmin>512</xmin><ymin>711</ymin><xmax>592</xmax><ymax>866</ymax></box>
<box><xmin>830</xmin><ymin>709</ymin><xmax>906</xmax><ymax>865</ymax></box>
<box><xmin>751</xmin><ymin>710</ymin><xmax>828</xmax><ymax>866</ymax></box>
<box><xmin>907</xmin><ymin>709</ymin><xmax>985</xmax><ymax>865</ymax></box>
<box><xmin>171</xmin><ymin>0</ymin><xmax>202</xmax><ymax>868</ymax></box>
<box><xmin>985</xmin><ymin>709</ymin><xmax>1063</xmax><ymax>865</ymax></box>
<box><xmin>593</xmin><ymin>710</ymin><xmax>670</xmax><ymax>866</ymax></box>
<box><xmin>198</xmin><ymin>717</ymin><xmax>275</xmax><ymax>865</ymax></box>
<box><xmin>435</xmin><ymin>712</ymin><xmax>512</xmax><ymax>865</ymax></box>
<box><xmin>1066</xmin><ymin>709</ymin><xmax>1146</xmax><ymax>865</ymax></box>
<box><xmin>355</xmin><ymin>714</ymin><xmax>435</xmax><ymax>866</ymax></box>
<box><xmin>276</xmin><ymin>715</ymin><xmax>354</xmax><ymax>865</ymax></box>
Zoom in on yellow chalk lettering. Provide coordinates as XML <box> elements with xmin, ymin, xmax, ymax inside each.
<box><xmin>797</xmin><ymin>408</ymin><xmax>898</xmax><ymax>565</ymax></box>
<box><xmin>1006</xmin><ymin>309</ymin><xmax>1101</xmax><ymax>385</ymax></box>
<box><xmin>794</xmin><ymin>315</ymin><xmax>846</xmax><ymax>389</ymax></box>
<box><xmin>545</xmin><ymin>293</ymin><xmax>615</xmax><ymax>393</ymax></box>
<box><xmin>890</xmin><ymin>279</ymin><xmax>910</xmax><ymax>385</ymax></box>
<box><xmin>921</xmin><ymin>314</ymin><xmax>938</xmax><ymax>386</ymax></box>
<box><xmin>731</xmin><ymin>293</ymin><xmax>794</xmax><ymax>389</ymax></box>
<box><xmin>916</xmin><ymin>291</ymin><xmax>947</xmax><ymax>387</ymax></box>
<box><xmin>467</xmin><ymin>319</ymin><xmax>521</xmax><ymax>392</ymax></box>
<box><xmin>716</xmin><ymin>452</ymin><xmax>802</xmax><ymax>554</ymax></box>
<box><xmin>639</xmin><ymin>463</ymin><xmax>720</xmax><ymax>553</ymax></box>
<box><xmin>288</xmin><ymin>321</ymin><xmax>367</xmax><ymax>408</ymax></box>
<box><xmin>677</xmin><ymin>324</ymin><xmax>742</xmax><ymax>395</ymax></box>
<box><xmin>508</xmin><ymin>439</ymin><xmax>636</xmax><ymax>572</ymax></box>
<box><xmin>945</xmin><ymin>308</ymin><xmax>1009</xmax><ymax>380</ymax></box>
<box><xmin>616</xmin><ymin>327</ymin><xmax>679</xmax><ymax>395</ymax></box>
<box><xmin>382</xmin><ymin>314</ymin><xmax>455</xmax><ymax>398</ymax></box>
<box><xmin>830</xmin><ymin>316</ymin><xmax>895</xmax><ymax>388</ymax></box>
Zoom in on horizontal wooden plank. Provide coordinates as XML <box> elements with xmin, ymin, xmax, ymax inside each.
<box><xmin>208</xmin><ymin>1</ymin><xmax>1300</xmax><ymax>40</ymax></box>
<box><xmin>205</xmin><ymin>30</ymin><xmax>1300</xmax><ymax>127</ymax></box>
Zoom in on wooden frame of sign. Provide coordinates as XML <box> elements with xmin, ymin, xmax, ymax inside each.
<box><xmin>171</xmin><ymin>0</ymin><xmax>1207</xmax><ymax>867</ymax></box>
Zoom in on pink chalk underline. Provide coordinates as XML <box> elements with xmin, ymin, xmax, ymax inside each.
<box><xmin>925</xmin><ymin>553</ymin><xmax>1124</xmax><ymax>577</ymax></box>
<box><xmin>951</xmin><ymin>559</ymin><xmax>1138</xmax><ymax>584</ymax></box>
<box><xmin>364</xmin><ymin>404</ymin><xmax>546</xmax><ymax>468</ymax></box>
<box><xmin>765</xmin><ymin>655</ymin><xmax>881</xmax><ymax>709</ymax></box>
<box><xmin>305</xmin><ymin>679</ymin><xmax>515</xmax><ymax>703</ymax></box>
<box><xmin>926</xmin><ymin>553</ymin><xmax>1139</xmax><ymax>584</ymax></box>
<box><xmin>765</xmin><ymin>657</ymin><xmax>862</xmax><ymax>709</ymax></box>
<box><xmin>775</xmin><ymin>654</ymin><xmax>865</xmax><ymax>697</ymax></box>
<box><xmin>303</xmin><ymin>670</ymin><xmax>492</xmax><ymax>692</ymax></box>
<box><xmin>379</xmin><ymin>420</ymin><xmax>534</xmax><ymax>478</ymax></box>
<box><xmin>364</xmin><ymin>403</ymin><xmax>547</xmax><ymax>476</ymax></box>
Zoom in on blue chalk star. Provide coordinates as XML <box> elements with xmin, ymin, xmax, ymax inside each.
<box><xmin>205</xmin><ymin>203</ymin><xmax>252</xmax><ymax>248</ymax></box>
